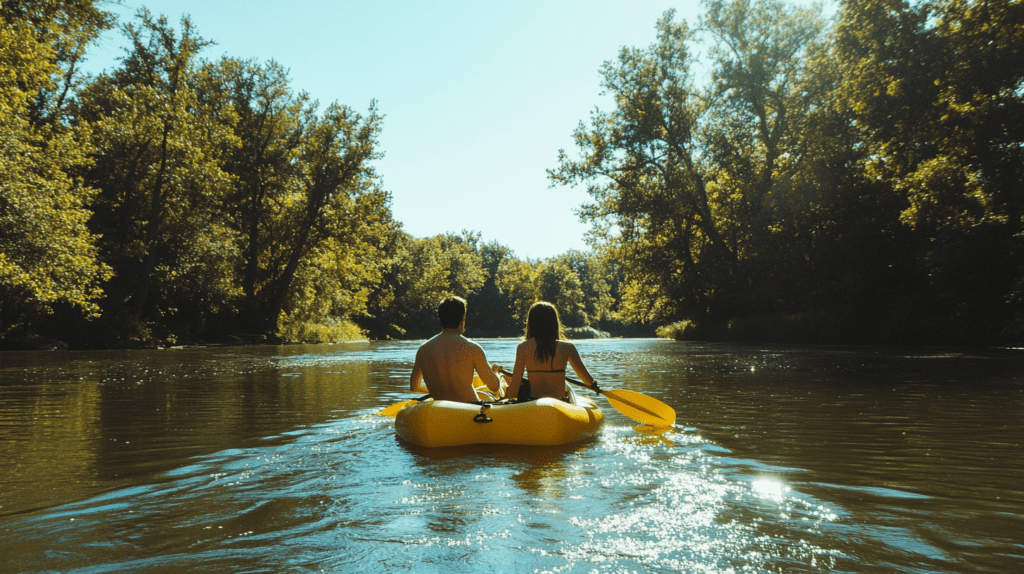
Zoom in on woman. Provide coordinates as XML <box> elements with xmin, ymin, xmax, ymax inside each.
<box><xmin>505</xmin><ymin>301</ymin><xmax>597</xmax><ymax>401</ymax></box>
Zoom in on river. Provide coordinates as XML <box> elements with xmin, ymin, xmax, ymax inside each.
<box><xmin>1</xmin><ymin>339</ymin><xmax>1021</xmax><ymax>573</ymax></box>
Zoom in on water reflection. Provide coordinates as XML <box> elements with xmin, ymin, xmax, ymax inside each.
<box><xmin>0</xmin><ymin>346</ymin><xmax>381</xmax><ymax>516</ymax></box>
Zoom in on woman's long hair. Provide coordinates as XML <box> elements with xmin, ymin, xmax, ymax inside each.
<box><xmin>524</xmin><ymin>301</ymin><xmax>564</xmax><ymax>364</ymax></box>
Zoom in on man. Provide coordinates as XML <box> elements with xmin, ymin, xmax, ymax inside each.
<box><xmin>410</xmin><ymin>296</ymin><xmax>504</xmax><ymax>402</ymax></box>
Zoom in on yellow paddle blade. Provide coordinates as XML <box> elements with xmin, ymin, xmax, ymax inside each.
<box><xmin>602</xmin><ymin>389</ymin><xmax>676</xmax><ymax>427</ymax></box>
<box><xmin>376</xmin><ymin>399</ymin><xmax>419</xmax><ymax>417</ymax></box>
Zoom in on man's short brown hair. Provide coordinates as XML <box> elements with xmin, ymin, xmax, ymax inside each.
<box><xmin>437</xmin><ymin>296</ymin><xmax>466</xmax><ymax>329</ymax></box>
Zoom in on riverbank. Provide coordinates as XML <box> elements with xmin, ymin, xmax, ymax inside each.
<box><xmin>0</xmin><ymin>332</ymin><xmax>297</xmax><ymax>351</ymax></box>
<box><xmin>0</xmin><ymin>315</ymin><xmax>374</xmax><ymax>351</ymax></box>
<box><xmin>656</xmin><ymin>311</ymin><xmax>1024</xmax><ymax>347</ymax></box>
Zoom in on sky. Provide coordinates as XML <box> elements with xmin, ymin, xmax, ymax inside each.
<box><xmin>83</xmin><ymin>1</ymin><xmax>706</xmax><ymax>260</ymax></box>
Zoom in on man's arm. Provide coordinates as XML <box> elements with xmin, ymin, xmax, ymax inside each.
<box><xmin>471</xmin><ymin>344</ymin><xmax>502</xmax><ymax>393</ymax></box>
<box><xmin>410</xmin><ymin>349</ymin><xmax>429</xmax><ymax>393</ymax></box>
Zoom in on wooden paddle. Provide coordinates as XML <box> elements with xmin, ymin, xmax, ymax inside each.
<box><xmin>501</xmin><ymin>368</ymin><xmax>676</xmax><ymax>427</ymax></box>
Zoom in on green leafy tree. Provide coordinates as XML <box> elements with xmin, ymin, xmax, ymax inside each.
<box><xmin>78</xmin><ymin>10</ymin><xmax>241</xmax><ymax>341</ymax></box>
<box><xmin>550</xmin><ymin>10</ymin><xmax>712</xmax><ymax>324</ymax></box>
<box><xmin>496</xmin><ymin>256</ymin><xmax>537</xmax><ymax>325</ymax></box>
<box><xmin>4</xmin><ymin>0</ymin><xmax>116</xmax><ymax>125</ymax></box>
<box><xmin>439</xmin><ymin>230</ymin><xmax>488</xmax><ymax>301</ymax></box>
<box><xmin>398</xmin><ymin>232</ymin><xmax>489</xmax><ymax>337</ymax></box>
<box><xmin>533</xmin><ymin>258</ymin><xmax>588</xmax><ymax>328</ymax></box>
<box><xmin>466</xmin><ymin>240</ymin><xmax>521</xmax><ymax>336</ymax></box>
<box><xmin>552</xmin><ymin>2</ymin><xmax>827</xmax><ymax>329</ymax></box>
<box><xmin>277</xmin><ymin>192</ymin><xmax>393</xmax><ymax>342</ymax></box>
<box><xmin>699</xmin><ymin>0</ymin><xmax>830</xmax><ymax>319</ymax></box>
<box><xmin>219</xmin><ymin>58</ymin><xmax>308</xmax><ymax>321</ymax></box>
<box><xmin>213</xmin><ymin>56</ymin><xmax>390</xmax><ymax>339</ymax></box>
<box><xmin>550</xmin><ymin>249</ymin><xmax>615</xmax><ymax>326</ymax></box>
<box><xmin>832</xmin><ymin>0</ymin><xmax>1024</xmax><ymax>341</ymax></box>
<box><xmin>390</xmin><ymin>234</ymin><xmax>462</xmax><ymax>337</ymax></box>
<box><xmin>358</xmin><ymin>221</ymin><xmax>410</xmax><ymax>339</ymax></box>
<box><xmin>260</xmin><ymin>100</ymin><xmax>386</xmax><ymax>334</ymax></box>
<box><xmin>0</xmin><ymin>1</ymin><xmax>113</xmax><ymax>340</ymax></box>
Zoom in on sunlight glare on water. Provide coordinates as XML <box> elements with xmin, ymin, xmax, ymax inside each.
<box><xmin>751</xmin><ymin>477</ymin><xmax>790</xmax><ymax>502</ymax></box>
<box><xmin>552</xmin><ymin>426</ymin><xmax>840</xmax><ymax>573</ymax></box>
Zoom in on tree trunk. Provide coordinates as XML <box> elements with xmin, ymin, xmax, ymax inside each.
<box><xmin>131</xmin><ymin>123</ymin><xmax>171</xmax><ymax>319</ymax></box>
<box><xmin>263</xmin><ymin>225</ymin><xmax>311</xmax><ymax>333</ymax></box>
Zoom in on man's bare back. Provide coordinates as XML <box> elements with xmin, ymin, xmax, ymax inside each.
<box><xmin>410</xmin><ymin>330</ymin><xmax>502</xmax><ymax>402</ymax></box>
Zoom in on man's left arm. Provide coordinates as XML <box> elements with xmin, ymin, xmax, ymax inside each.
<box><xmin>472</xmin><ymin>345</ymin><xmax>502</xmax><ymax>393</ymax></box>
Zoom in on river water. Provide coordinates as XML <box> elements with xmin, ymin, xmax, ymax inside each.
<box><xmin>1</xmin><ymin>339</ymin><xmax>1021</xmax><ymax>573</ymax></box>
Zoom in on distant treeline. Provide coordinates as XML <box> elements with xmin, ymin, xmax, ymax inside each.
<box><xmin>2</xmin><ymin>0</ymin><xmax>1022</xmax><ymax>349</ymax></box>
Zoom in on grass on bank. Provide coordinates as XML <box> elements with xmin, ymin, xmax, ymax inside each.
<box><xmin>278</xmin><ymin>314</ymin><xmax>368</xmax><ymax>343</ymax></box>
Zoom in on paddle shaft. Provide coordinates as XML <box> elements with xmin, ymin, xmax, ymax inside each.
<box><xmin>565</xmin><ymin>375</ymin><xmax>599</xmax><ymax>392</ymax></box>
<box><xmin>500</xmin><ymin>368</ymin><xmax>597</xmax><ymax>395</ymax></box>
<box><xmin>375</xmin><ymin>394</ymin><xmax>430</xmax><ymax>416</ymax></box>
<box><xmin>501</xmin><ymin>368</ymin><xmax>675</xmax><ymax>427</ymax></box>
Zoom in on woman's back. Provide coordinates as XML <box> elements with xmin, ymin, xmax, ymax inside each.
<box><xmin>515</xmin><ymin>338</ymin><xmax>597</xmax><ymax>399</ymax></box>
<box><xmin>519</xmin><ymin>338</ymin><xmax>570</xmax><ymax>399</ymax></box>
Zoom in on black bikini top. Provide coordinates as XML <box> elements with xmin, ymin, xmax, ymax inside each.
<box><xmin>528</xmin><ymin>342</ymin><xmax>565</xmax><ymax>374</ymax></box>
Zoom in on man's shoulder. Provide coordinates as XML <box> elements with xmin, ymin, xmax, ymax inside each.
<box><xmin>459</xmin><ymin>336</ymin><xmax>486</xmax><ymax>352</ymax></box>
<box><xmin>419</xmin><ymin>333</ymin><xmax>440</xmax><ymax>343</ymax></box>
<box><xmin>416</xmin><ymin>334</ymin><xmax>443</xmax><ymax>353</ymax></box>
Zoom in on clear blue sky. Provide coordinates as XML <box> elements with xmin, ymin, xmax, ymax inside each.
<box><xmin>84</xmin><ymin>1</ymin><xmax>705</xmax><ymax>260</ymax></box>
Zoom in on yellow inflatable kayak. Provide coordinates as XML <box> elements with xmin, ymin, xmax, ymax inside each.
<box><xmin>394</xmin><ymin>385</ymin><xmax>604</xmax><ymax>447</ymax></box>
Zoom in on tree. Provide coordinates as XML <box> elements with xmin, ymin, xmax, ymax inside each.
<box><xmin>550</xmin><ymin>10</ymin><xmax>713</xmax><ymax>324</ymax></box>
<box><xmin>78</xmin><ymin>10</ymin><xmax>241</xmax><ymax>341</ymax></box>
<box><xmin>220</xmin><ymin>58</ymin><xmax>308</xmax><ymax>321</ymax></box>
<box><xmin>832</xmin><ymin>0</ymin><xmax>1024</xmax><ymax>341</ymax></box>
<box><xmin>466</xmin><ymin>240</ymin><xmax>521</xmax><ymax>336</ymax></box>
<box><xmin>358</xmin><ymin>221</ymin><xmax>410</xmax><ymax>339</ymax></box>
<box><xmin>3</xmin><ymin>0</ymin><xmax>116</xmax><ymax>126</ymax></box>
<box><xmin>496</xmin><ymin>257</ymin><xmax>537</xmax><ymax>324</ymax></box>
<box><xmin>551</xmin><ymin>2</ymin><xmax>827</xmax><ymax>329</ymax></box>
<box><xmin>260</xmin><ymin>100</ymin><xmax>385</xmax><ymax>334</ymax></box>
<box><xmin>550</xmin><ymin>249</ymin><xmax>615</xmax><ymax>326</ymax></box>
<box><xmin>534</xmin><ymin>259</ymin><xmax>588</xmax><ymax>327</ymax></box>
<box><xmin>386</xmin><ymin>234</ymin><xmax>462</xmax><ymax>337</ymax></box>
<box><xmin>0</xmin><ymin>1</ymin><xmax>113</xmax><ymax>341</ymax></box>
<box><xmin>439</xmin><ymin>230</ymin><xmax>488</xmax><ymax>301</ymax></box>
<box><xmin>369</xmin><ymin>231</ymin><xmax>490</xmax><ymax>338</ymax></box>
<box><xmin>276</xmin><ymin>194</ymin><xmax>393</xmax><ymax>342</ymax></box>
